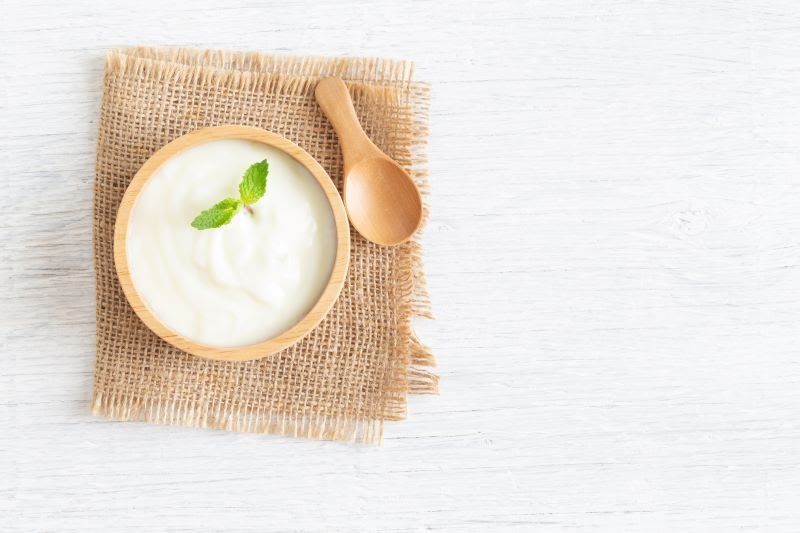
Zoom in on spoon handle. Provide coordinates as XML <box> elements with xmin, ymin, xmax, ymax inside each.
<box><xmin>315</xmin><ymin>77</ymin><xmax>379</xmax><ymax>173</ymax></box>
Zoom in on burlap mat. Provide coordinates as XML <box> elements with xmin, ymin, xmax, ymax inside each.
<box><xmin>92</xmin><ymin>48</ymin><xmax>436</xmax><ymax>444</ymax></box>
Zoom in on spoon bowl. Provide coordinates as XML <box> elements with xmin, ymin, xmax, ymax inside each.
<box><xmin>315</xmin><ymin>77</ymin><xmax>423</xmax><ymax>246</ymax></box>
<box><xmin>345</xmin><ymin>157</ymin><xmax>423</xmax><ymax>246</ymax></box>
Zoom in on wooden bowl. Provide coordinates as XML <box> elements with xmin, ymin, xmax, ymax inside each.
<box><xmin>114</xmin><ymin>126</ymin><xmax>350</xmax><ymax>361</ymax></box>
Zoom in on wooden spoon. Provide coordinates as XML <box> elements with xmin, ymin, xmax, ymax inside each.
<box><xmin>315</xmin><ymin>77</ymin><xmax>423</xmax><ymax>246</ymax></box>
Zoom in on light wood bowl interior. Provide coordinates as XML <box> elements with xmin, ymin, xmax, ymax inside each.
<box><xmin>114</xmin><ymin>126</ymin><xmax>350</xmax><ymax>362</ymax></box>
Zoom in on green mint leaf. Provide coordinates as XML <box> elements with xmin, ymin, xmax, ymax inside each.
<box><xmin>238</xmin><ymin>159</ymin><xmax>269</xmax><ymax>205</ymax></box>
<box><xmin>190</xmin><ymin>198</ymin><xmax>242</xmax><ymax>230</ymax></box>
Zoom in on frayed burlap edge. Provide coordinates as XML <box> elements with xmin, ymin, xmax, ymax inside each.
<box><xmin>92</xmin><ymin>393</ymin><xmax>387</xmax><ymax>443</ymax></box>
<box><xmin>91</xmin><ymin>48</ymin><xmax>437</xmax><ymax>443</ymax></box>
<box><xmin>115</xmin><ymin>46</ymin><xmax>417</xmax><ymax>87</ymax></box>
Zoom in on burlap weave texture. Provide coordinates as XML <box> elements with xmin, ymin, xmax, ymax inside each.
<box><xmin>92</xmin><ymin>48</ymin><xmax>436</xmax><ymax>443</ymax></box>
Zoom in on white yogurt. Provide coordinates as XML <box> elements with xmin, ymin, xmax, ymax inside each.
<box><xmin>127</xmin><ymin>139</ymin><xmax>337</xmax><ymax>348</ymax></box>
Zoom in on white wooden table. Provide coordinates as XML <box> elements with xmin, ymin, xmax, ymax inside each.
<box><xmin>4</xmin><ymin>1</ymin><xmax>800</xmax><ymax>531</ymax></box>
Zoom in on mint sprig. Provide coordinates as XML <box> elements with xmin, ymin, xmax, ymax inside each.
<box><xmin>191</xmin><ymin>159</ymin><xmax>269</xmax><ymax>230</ymax></box>
<box><xmin>190</xmin><ymin>198</ymin><xmax>241</xmax><ymax>230</ymax></box>
<box><xmin>239</xmin><ymin>159</ymin><xmax>269</xmax><ymax>205</ymax></box>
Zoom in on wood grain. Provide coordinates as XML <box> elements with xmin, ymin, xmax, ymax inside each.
<box><xmin>114</xmin><ymin>126</ymin><xmax>350</xmax><ymax>361</ymax></box>
<box><xmin>3</xmin><ymin>0</ymin><xmax>800</xmax><ymax>531</ymax></box>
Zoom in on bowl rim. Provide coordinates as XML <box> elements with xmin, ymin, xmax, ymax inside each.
<box><xmin>113</xmin><ymin>125</ymin><xmax>351</xmax><ymax>361</ymax></box>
